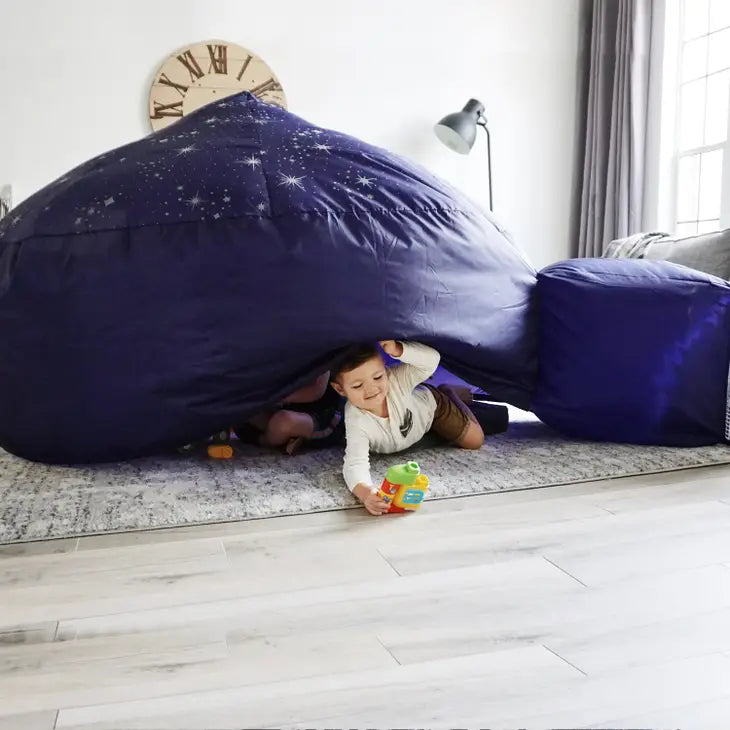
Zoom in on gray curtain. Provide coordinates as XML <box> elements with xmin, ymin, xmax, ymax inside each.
<box><xmin>575</xmin><ymin>0</ymin><xmax>653</xmax><ymax>257</ymax></box>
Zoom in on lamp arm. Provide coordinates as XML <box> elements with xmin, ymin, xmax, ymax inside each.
<box><xmin>477</xmin><ymin>117</ymin><xmax>493</xmax><ymax>212</ymax></box>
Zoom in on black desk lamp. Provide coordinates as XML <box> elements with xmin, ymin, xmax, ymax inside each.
<box><xmin>434</xmin><ymin>98</ymin><xmax>493</xmax><ymax>211</ymax></box>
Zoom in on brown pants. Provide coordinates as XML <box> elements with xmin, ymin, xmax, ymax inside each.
<box><xmin>424</xmin><ymin>384</ymin><xmax>471</xmax><ymax>443</ymax></box>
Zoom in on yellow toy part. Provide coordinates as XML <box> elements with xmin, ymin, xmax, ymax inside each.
<box><xmin>391</xmin><ymin>473</ymin><xmax>429</xmax><ymax>511</ymax></box>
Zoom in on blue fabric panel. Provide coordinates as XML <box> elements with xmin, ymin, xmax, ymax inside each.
<box><xmin>0</xmin><ymin>93</ymin><xmax>538</xmax><ymax>463</ymax></box>
<box><xmin>533</xmin><ymin>258</ymin><xmax>730</xmax><ymax>446</ymax></box>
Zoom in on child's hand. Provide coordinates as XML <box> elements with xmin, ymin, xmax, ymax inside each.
<box><xmin>353</xmin><ymin>484</ymin><xmax>390</xmax><ymax>516</ymax></box>
<box><xmin>362</xmin><ymin>488</ymin><xmax>390</xmax><ymax>516</ymax></box>
<box><xmin>379</xmin><ymin>340</ymin><xmax>404</xmax><ymax>358</ymax></box>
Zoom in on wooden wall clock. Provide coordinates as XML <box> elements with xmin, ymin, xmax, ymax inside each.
<box><xmin>148</xmin><ymin>40</ymin><xmax>287</xmax><ymax>131</ymax></box>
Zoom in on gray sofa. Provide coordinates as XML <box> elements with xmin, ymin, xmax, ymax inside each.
<box><xmin>604</xmin><ymin>227</ymin><xmax>730</xmax><ymax>280</ymax></box>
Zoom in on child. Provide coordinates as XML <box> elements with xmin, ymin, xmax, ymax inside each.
<box><xmin>331</xmin><ymin>340</ymin><xmax>484</xmax><ymax>515</ymax></box>
<box><xmin>234</xmin><ymin>371</ymin><xmax>346</xmax><ymax>455</ymax></box>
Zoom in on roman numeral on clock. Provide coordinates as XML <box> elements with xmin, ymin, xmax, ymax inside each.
<box><xmin>176</xmin><ymin>50</ymin><xmax>204</xmax><ymax>82</ymax></box>
<box><xmin>207</xmin><ymin>44</ymin><xmax>228</xmax><ymax>74</ymax></box>
<box><xmin>250</xmin><ymin>77</ymin><xmax>282</xmax><ymax>97</ymax></box>
<box><xmin>151</xmin><ymin>100</ymin><xmax>183</xmax><ymax>119</ymax></box>
<box><xmin>236</xmin><ymin>54</ymin><xmax>253</xmax><ymax>81</ymax></box>
<box><xmin>158</xmin><ymin>73</ymin><xmax>189</xmax><ymax>97</ymax></box>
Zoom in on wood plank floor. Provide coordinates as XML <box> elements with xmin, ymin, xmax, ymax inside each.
<box><xmin>2</xmin><ymin>463</ymin><xmax>730</xmax><ymax>728</ymax></box>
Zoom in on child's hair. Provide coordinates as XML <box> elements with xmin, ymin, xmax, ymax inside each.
<box><xmin>333</xmin><ymin>343</ymin><xmax>382</xmax><ymax>381</ymax></box>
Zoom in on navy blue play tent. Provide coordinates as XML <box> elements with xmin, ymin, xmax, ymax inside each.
<box><xmin>0</xmin><ymin>93</ymin><xmax>539</xmax><ymax>463</ymax></box>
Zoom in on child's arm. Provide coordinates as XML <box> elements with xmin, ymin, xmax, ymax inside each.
<box><xmin>381</xmin><ymin>340</ymin><xmax>440</xmax><ymax>392</ymax></box>
<box><xmin>343</xmin><ymin>416</ymin><xmax>390</xmax><ymax>516</ymax></box>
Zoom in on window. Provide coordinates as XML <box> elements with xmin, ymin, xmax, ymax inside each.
<box><xmin>674</xmin><ymin>0</ymin><xmax>730</xmax><ymax>235</ymax></box>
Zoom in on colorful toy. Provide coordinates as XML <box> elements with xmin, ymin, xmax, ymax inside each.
<box><xmin>177</xmin><ymin>428</ymin><xmax>234</xmax><ymax>459</ymax></box>
<box><xmin>377</xmin><ymin>461</ymin><xmax>429</xmax><ymax>513</ymax></box>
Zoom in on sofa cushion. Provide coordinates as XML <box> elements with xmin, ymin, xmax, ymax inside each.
<box><xmin>642</xmin><ymin>228</ymin><xmax>730</xmax><ymax>279</ymax></box>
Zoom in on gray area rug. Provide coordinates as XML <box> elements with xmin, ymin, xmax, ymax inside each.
<box><xmin>2</xmin><ymin>413</ymin><xmax>730</xmax><ymax>543</ymax></box>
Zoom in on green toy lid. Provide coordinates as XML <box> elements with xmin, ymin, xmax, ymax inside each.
<box><xmin>385</xmin><ymin>461</ymin><xmax>420</xmax><ymax>485</ymax></box>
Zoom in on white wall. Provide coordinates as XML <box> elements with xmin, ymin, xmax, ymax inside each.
<box><xmin>0</xmin><ymin>0</ymin><xmax>581</xmax><ymax>268</ymax></box>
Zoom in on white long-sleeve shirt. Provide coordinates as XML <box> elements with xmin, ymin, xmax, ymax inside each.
<box><xmin>342</xmin><ymin>341</ymin><xmax>440</xmax><ymax>491</ymax></box>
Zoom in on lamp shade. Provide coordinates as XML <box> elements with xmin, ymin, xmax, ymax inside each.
<box><xmin>434</xmin><ymin>98</ymin><xmax>485</xmax><ymax>155</ymax></box>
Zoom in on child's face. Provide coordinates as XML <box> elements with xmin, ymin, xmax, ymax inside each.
<box><xmin>333</xmin><ymin>354</ymin><xmax>389</xmax><ymax>413</ymax></box>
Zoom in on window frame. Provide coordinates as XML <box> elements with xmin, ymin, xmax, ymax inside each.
<box><xmin>644</xmin><ymin>0</ymin><xmax>730</xmax><ymax>233</ymax></box>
